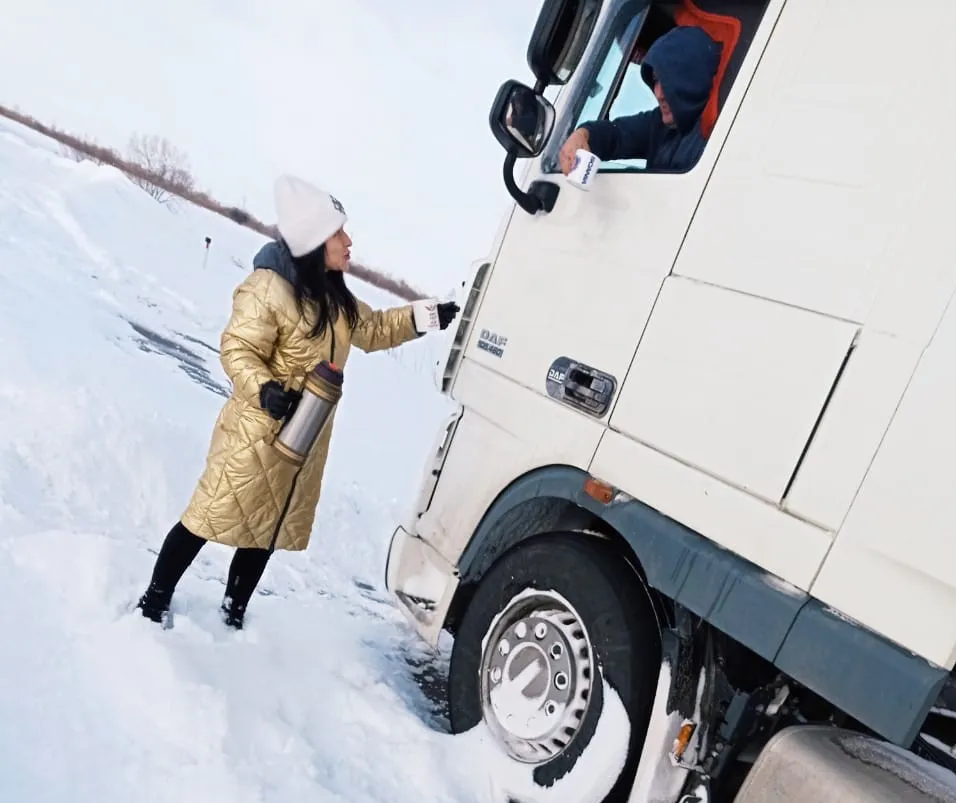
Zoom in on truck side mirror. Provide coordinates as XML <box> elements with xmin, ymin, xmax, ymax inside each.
<box><xmin>489</xmin><ymin>80</ymin><xmax>556</xmax><ymax>159</ymax></box>
<box><xmin>488</xmin><ymin>80</ymin><xmax>561</xmax><ymax>217</ymax></box>
<box><xmin>527</xmin><ymin>0</ymin><xmax>604</xmax><ymax>87</ymax></box>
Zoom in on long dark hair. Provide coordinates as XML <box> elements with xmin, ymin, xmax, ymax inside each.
<box><xmin>287</xmin><ymin>241</ymin><xmax>360</xmax><ymax>339</ymax></box>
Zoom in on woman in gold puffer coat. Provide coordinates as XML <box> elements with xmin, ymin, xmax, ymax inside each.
<box><xmin>136</xmin><ymin>174</ymin><xmax>459</xmax><ymax>629</ymax></box>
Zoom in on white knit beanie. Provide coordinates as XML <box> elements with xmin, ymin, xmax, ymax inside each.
<box><xmin>273</xmin><ymin>174</ymin><xmax>348</xmax><ymax>258</ymax></box>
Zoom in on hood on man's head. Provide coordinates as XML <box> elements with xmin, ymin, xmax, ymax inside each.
<box><xmin>640</xmin><ymin>25</ymin><xmax>721</xmax><ymax>135</ymax></box>
<box><xmin>274</xmin><ymin>174</ymin><xmax>348</xmax><ymax>258</ymax></box>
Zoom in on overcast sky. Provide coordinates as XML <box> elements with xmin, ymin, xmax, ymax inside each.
<box><xmin>0</xmin><ymin>0</ymin><xmax>543</xmax><ymax>294</ymax></box>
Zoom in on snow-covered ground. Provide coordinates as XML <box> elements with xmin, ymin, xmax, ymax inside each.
<box><xmin>0</xmin><ymin>119</ymin><xmax>633</xmax><ymax>803</ymax></box>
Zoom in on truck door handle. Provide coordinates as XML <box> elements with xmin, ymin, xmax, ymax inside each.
<box><xmin>546</xmin><ymin>357</ymin><xmax>617</xmax><ymax>418</ymax></box>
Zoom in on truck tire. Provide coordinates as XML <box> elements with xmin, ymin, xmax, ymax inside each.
<box><xmin>448</xmin><ymin>532</ymin><xmax>661</xmax><ymax>801</ymax></box>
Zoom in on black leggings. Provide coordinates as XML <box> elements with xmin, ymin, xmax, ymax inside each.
<box><xmin>149</xmin><ymin>522</ymin><xmax>271</xmax><ymax>613</ymax></box>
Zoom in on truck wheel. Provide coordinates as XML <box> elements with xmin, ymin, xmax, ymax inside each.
<box><xmin>448</xmin><ymin>532</ymin><xmax>660</xmax><ymax>800</ymax></box>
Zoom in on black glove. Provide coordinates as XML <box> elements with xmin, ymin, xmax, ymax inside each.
<box><xmin>259</xmin><ymin>380</ymin><xmax>301</xmax><ymax>420</ymax></box>
<box><xmin>437</xmin><ymin>302</ymin><xmax>460</xmax><ymax>330</ymax></box>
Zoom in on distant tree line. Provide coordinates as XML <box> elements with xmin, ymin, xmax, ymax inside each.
<box><xmin>0</xmin><ymin>104</ymin><xmax>426</xmax><ymax>301</ymax></box>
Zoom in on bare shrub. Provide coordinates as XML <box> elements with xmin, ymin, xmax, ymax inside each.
<box><xmin>57</xmin><ymin>135</ymin><xmax>106</xmax><ymax>165</ymax></box>
<box><xmin>126</xmin><ymin>133</ymin><xmax>194</xmax><ymax>206</ymax></box>
<box><xmin>223</xmin><ymin>206</ymin><xmax>251</xmax><ymax>226</ymax></box>
<box><xmin>57</xmin><ymin>142</ymin><xmax>88</xmax><ymax>162</ymax></box>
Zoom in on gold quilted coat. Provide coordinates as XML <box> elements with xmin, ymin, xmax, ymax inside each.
<box><xmin>180</xmin><ymin>252</ymin><xmax>420</xmax><ymax>552</ymax></box>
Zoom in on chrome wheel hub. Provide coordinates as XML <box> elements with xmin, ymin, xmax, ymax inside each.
<box><xmin>480</xmin><ymin>589</ymin><xmax>594</xmax><ymax>764</ymax></box>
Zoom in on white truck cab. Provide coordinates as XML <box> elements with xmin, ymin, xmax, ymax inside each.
<box><xmin>386</xmin><ymin>0</ymin><xmax>956</xmax><ymax>800</ymax></box>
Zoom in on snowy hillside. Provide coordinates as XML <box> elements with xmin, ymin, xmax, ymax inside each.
<box><xmin>0</xmin><ymin>119</ymin><xmax>632</xmax><ymax>803</ymax></box>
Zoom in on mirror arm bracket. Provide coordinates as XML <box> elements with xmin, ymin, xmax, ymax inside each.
<box><xmin>503</xmin><ymin>151</ymin><xmax>561</xmax><ymax>215</ymax></box>
<box><xmin>530</xmin><ymin>180</ymin><xmax>560</xmax><ymax>213</ymax></box>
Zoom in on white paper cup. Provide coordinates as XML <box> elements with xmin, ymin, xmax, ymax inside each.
<box><xmin>566</xmin><ymin>148</ymin><xmax>601</xmax><ymax>191</ymax></box>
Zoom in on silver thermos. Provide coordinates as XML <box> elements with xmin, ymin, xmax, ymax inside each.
<box><xmin>272</xmin><ymin>360</ymin><xmax>344</xmax><ymax>466</ymax></box>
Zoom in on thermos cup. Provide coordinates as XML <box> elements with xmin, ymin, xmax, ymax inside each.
<box><xmin>273</xmin><ymin>360</ymin><xmax>344</xmax><ymax>466</ymax></box>
<box><xmin>566</xmin><ymin>148</ymin><xmax>601</xmax><ymax>191</ymax></box>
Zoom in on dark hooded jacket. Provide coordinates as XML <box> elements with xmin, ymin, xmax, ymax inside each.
<box><xmin>580</xmin><ymin>25</ymin><xmax>720</xmax><ymax>172</ymax></box>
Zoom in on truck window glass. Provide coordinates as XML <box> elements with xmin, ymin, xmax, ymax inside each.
<box><xmin>572</xmin><ymin>13</ymin><xmax>656</xmax><ymax>172</ymax></box>
<box><xmin>540</xmin><ymin>1</ymin><xmax>773</xmax><ymax>178</ymax></box>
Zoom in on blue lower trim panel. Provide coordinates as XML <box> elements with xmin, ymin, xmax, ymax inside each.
<box><xmin>775</xmin><ymin>601</ymin><xmax>947</xmax><ymax>746</ymax></box>
<box><xmin>455</xmin><ymin>465</ymin><xmax>949</xmax><ymax>746</ymax></box>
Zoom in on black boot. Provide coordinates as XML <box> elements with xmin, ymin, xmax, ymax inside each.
<box><xmin>219</xmin><ymin>595</ymin><xmax>247</xmax><ymax>630</ymax></box>
<box><xmin>137</xmin><ymin>522</ymin><xmax>206</xmax><ymax>626</ymax></box>
<box><xmin>220</xmin><ymin>546</ymin><xmax>272</xmax><ymax>630</ymax></box>
<box><xmin>137</xmin><ymin>582</ymin><xmax>173</xmax><ymax>625</ymax></box>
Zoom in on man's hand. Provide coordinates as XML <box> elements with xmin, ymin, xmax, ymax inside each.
<box><xmin>559</xmin><ymin>128</ymin><xmax>591</xmax><ymax>175</ymax></box>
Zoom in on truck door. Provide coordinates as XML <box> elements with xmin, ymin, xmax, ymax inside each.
<box><xmin>595</xmin><ymin>0</ymin><xmax>939</xmax><ymax>594</ymax></box>
<box><xmin>463</xmin><ymin>1</ymin><xmax>737</xmax><ymax>410</ymax></box>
